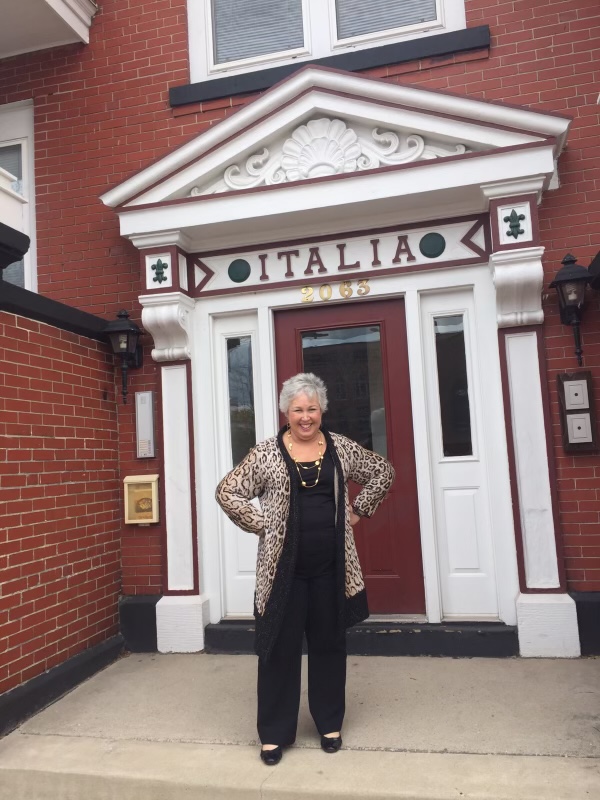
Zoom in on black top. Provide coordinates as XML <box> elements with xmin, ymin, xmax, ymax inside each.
<box><xmin>295</xmin><ymin>448</ymin><xmax>337</xmax><ymax>577</ymax></box>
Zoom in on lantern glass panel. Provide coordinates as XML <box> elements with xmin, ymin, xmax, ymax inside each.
<box><xmin>559</xmin><ymin>280</ymin><xmax>586</xmax><ymax>308</ymax></box>
<box><xmin>126</xmin><ymin>331</ymin><xmax>139</xmax><ymax>355</ymax></box>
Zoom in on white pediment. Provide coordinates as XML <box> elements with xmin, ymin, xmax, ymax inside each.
<box><xmin>189</xmin><ymin>116</ymin><xmax>475</xmax><ymax>196</ymax></box>
<box><xmin>102</xmin><ymin>66</ymin><xmax>570</xmax><ymax>211</ymax></box>
<box><xmin>101</xmin><ymin>67</ymin><xmax>571</xmax><ymax>251</ymax></box>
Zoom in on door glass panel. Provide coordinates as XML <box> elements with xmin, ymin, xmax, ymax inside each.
<box><xmin>301</xmin><ymin>325</ymin><xmax>387</xmax><ymax>457</ymax></box>
<box><xmin>434</xmin><ymin>314</ymin><xmax>473</xmax><ymax>457</ymax></box>
<box><xmin>227</xmin><ymin>336</ymin><xmax>256</xmax><ymax>465</ymax></box>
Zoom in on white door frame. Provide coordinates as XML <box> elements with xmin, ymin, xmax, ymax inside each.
<box><xmin>193</xmin><ymin>261</ymin><xmax>519</xmax><ymax>625</ymax></box>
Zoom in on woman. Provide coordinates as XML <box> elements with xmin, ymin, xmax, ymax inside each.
<box><xmin>215</xmin><ymin>372</ymin><xmax>394</xmax><ymax>765</ymax></box>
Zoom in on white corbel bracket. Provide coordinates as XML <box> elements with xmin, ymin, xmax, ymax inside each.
<box><xmin>139</xmin><ymin>292</ymin><xmax>195</xmax><ymax>362</ymax></box>
<box><xmin>490</xmin><ymin>246</ymin><xmax>545</xmax><ymax>328</ymax></box>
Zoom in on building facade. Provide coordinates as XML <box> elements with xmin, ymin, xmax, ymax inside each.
<box><xmin>1</xmin><ymin>0</ymin><xmax>600</xmax><ymax>698</ymax></box>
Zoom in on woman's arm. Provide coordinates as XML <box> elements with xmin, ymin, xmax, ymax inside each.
<box><xmin>341</xmin><ymin>437</ymin><xmax>395</xmax><ymax>519</ymax></box>
<box><xmin>215</xmin><ymin>447</ymin><xmax>266</xmax><ymax>536</ymax></box>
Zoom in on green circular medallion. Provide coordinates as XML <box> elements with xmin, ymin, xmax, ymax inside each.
<box><xmin>419</xmin><ymin>232</ymin><xmax>446</xmax><ymax>259</ymax></box>
<box><xmin>228</xmin><ymin>258</ymin><xmax>251</xmax><ymax>283</ymax></box>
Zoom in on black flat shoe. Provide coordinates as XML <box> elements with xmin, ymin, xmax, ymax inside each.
<box><xmin>320</xmin><ymin>734</ymin><xmax>342</xmax><ymax>753</ymax></box>
<box><xmin>260</xmin><ymin>746</ymin><xmax>282</xmax><ymax>765</ymax></box>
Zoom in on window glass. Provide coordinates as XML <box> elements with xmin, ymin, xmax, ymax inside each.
<box><xmin>301</xmin><ymin>325</ymin><xmax>387</xmax><ymax>457</ymax></box>
<box><xmin>227</xmin><ymin>336</ymin><xmax>257</xmax><ymax>465</ymax></box>
<box><xmin>336</xmin><ymin>0</ymin><xmax>437</xmax><ymax>40</ymax></box>
<box><xmin>212</xmin><ymin>0</ymin><xmax>304</xmax><ymax>64</ymax></box>
<box><xmin>0</xmin><ymin>143</ymin><xmax>24</xmax><ymax>288</ymax></box>
<box><xmin>434</xmin><ymin>315</ymin><xmax>472</xmax><ymax>457</ymax></box>
<box><xmin>0</xmin><ymin>144</ymin><xmax>22</xmax><ymax>191</ymax></box>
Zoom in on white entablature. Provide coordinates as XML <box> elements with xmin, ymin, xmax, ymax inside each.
<box><xmin>101</xmin><ymin>66</ymin><xmax>571</xmax><ymax>253</ymax></box>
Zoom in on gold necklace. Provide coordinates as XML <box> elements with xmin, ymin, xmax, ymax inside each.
<box><xmin>287</xmin><ymin>430</ymin><xmax>324</xmax><ymax>488</ymax></box>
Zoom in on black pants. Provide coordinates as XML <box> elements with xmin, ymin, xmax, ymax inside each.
<box><xmin>257</xmin><ymin>569</ymin><xmax>346</xmax><ymax>745</ymax></box>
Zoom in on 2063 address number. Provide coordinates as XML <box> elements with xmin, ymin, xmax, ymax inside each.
<box><xmin>300</xmin><ymin>279</ymin><xmax>370</xmax><ymax>303</ymax></box>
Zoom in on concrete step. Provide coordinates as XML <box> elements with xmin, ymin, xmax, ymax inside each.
<box><xmin>205</xmin><ymin>620</ymin><xmax>519</xmax><ymax>657</ymax></box>
<box><xmin>0</xmin><ymin>733</ymin><xmax>598</xmax><ymax>800</ymax></box>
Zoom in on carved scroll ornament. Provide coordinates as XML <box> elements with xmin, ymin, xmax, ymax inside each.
<box><xmin>190</xmin><ymin>117</ymin><xmax>469</xmax><ymax>195</ymax></box>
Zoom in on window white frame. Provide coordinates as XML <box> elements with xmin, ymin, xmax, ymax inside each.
<box><xmin>0</xmin><ymin>100</ymin><xmax>36</xmax><ymax>292</ymax></box>
<box><xmin>188</xmin><ymin>0</ymin><xmax>466</xmax><ymax>84</ymax></box>
<box><xmin>329</xmin><ymin>0</ymin><xmax>444</xmax><ymax>50</ymax></box>
<box><xmin>203</xmin><ymin>0</ymin><xmax>312</xmax><ymax>75</ymax></box>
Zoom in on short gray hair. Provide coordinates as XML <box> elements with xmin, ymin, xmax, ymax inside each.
<box><xmin>279</xmin><ymin>372</ymin><xmax>328</xmax><ymax>415</ymax></box>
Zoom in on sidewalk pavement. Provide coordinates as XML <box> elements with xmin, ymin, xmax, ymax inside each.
<box><xmin>0</xmin><ymin>652</ymin><xmax>598</xmax><ymax>799</ymax></box>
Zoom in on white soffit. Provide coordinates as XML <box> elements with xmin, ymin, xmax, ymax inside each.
<box><xmin>0</xmin><ymin>0</ymin><xmax>97</xmax><ymax>58</ymax></box>
<box><xmin>101</xmin><ymin>66</ymin><xmax>572</xmax><ymax>211</ymax></box>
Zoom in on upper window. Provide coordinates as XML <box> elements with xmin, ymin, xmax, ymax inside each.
<box><xmin>212</xmin><ymin>0</ymin><xmax>305</xmax><ymax>65</ymax></box>
<box><xmin>0</xmin><ymin>101</ymin><xmax>36</xmax><ymax>291</ymax></box>
<box><xmin>189</xmin><ymin>0</ymin><xmax>466</xmax><ymax>83</ymax></box>
<box><xmin>335</xmin><ymin>0</ymin><xmax>437</xmax><ymax>41</ymax></box>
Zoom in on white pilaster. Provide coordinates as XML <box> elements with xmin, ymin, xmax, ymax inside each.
<box><xmin>504</xmin><ymin>331</ymin><xmax>558</xmax><ymax>588</ymax></box>
<box><xmin>140</xmin><ymin>291</ymin><xmax>207</xmax><ymax>651</ymax></box>
<box><xmin>162</xmin><ymin>363</ymin><xmax>195</xmax><ymax>591</ymax></box>
<box><xmin>504</xmin><ymin>331</ymin><xmax>581</xmax><ymax>657</ymax></box>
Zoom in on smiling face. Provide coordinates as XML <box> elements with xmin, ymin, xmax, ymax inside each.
<box><xmin>286</xmin><ymin>392</ymin><xmax>323</xmax><ymax>443</ymax></box>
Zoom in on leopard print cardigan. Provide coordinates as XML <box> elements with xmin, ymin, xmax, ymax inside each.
<box><xmin>215</xmin><ymin>426</ymin><xmax>395</xmax><ymax>661</ymax></box>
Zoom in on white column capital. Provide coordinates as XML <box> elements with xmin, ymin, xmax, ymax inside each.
<box><xmin>130</xmin><ymin>229</ymin><xmax>193</xmax><ymax>251</ymax></box>
<box><xmin>140</xmin><ymin>292</ymin><xmax>195</xmax><ymax>362</ymax></box>
<box><xmin>490</xmin><ymin>246</ymin><xmax>545</xmax><ymax>328</ymax></box>
<box><xmin>481</xmin><ymin>176</ymin><xmax>546</xmax><ymax>203</ymax></box>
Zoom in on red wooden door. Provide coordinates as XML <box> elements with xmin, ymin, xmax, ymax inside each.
<box><xmin>274</xmin><ymin>299</ymin><xmax>425</xmax><ymax>614</ymax></box>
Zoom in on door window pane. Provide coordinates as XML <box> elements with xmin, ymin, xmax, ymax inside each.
<box><xmin>434</xmin><ymin>315</ymin><xmax>472</xmax><ymax>457</ymax></box>
<box><xmin>0</xmin><ymin>143</ymin><xmax>24</xmax><ymax>287</ymax></box>
<box><xmin>301</xmin><ymin>325</ymin><xmax>387</xmax><ymax>457</ymax></box>
<box><xmin>212</xmin><ymin>0</ymin><xmax>304</xmax><ymax>64</ymax></box>
<box><xmin>227</xmin><ymin>336</ymin><xmax>256</xmax><ymax>465</ymax></box>
<box><xmin>336</xmin><ymin>0</ymin><xmax>437</xmax><ymax>40</ymax></box>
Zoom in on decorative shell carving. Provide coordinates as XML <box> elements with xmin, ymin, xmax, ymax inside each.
<box><xmin>191</xmin><ymin>117</ymin><xmax>470</xmax><ymax>195</ymax></box>
<box><xmin>281</xmin><ymin>119</ymin><xmax>362</xmax><ymax>181</ymax></box>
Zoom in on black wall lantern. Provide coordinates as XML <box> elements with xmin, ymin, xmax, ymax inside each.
<box><xmin>104</xmin><ymin>310</ymin><xmax>143</xmax><ymax>404</ymax></box>
<box><xmin>549</xmin><ymin>254</ymin><xmax>592</xmax><ymax>366</ymax></box>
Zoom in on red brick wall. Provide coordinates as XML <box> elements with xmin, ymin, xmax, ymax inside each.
<box><xmin>0</xmin><ymin>0</ymin><xmax>598</xmax><ymax>595</ymax></box>
<box><xmin>0</xmin><ymin>312</ymin><xmax>121</xmax><ymax>694</ymax></box>
<box><xmin>0</xmin><ymin>0</ymin><xmax>187</xmax><ymax>595</ymax></box>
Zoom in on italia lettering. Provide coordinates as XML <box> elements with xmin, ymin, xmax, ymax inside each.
<box><xmin>392</xmin><ymin>235</ymin><xmax>416</xmax><ymax>264</ymax></box>
<box><xmin>370</xmin><ymin>238</ymin><xmax>381</xmax><ymax>267</ymax></box>
<box><xmin>278</xmin><ymin>249</ymin><xmax>300</xmax><ymax>278</ymax></box>
<box><xmin>336</xmin><ymin>243</ymin><xmax>360</xmax><ymax>271</ymax></box>
<box><xmin>258</xmin><ymin>253</ymin><xmax>269</xmax><ymax>281</ymax></box>
<box><xmin>232</xmin><ymin>233</ymin><xmax>424</xmax><ymax>286</ymax></box>
<box><xmin>304</xmin><ymin>247</ymin><xmax>328</xmax><ymax>275</ymax></box>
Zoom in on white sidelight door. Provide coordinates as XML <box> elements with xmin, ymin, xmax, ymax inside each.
<box><xmin>421</xmin><ymin>290</ymin><xmax>499</xmax><ymax>620</ymax></box>
<box><xmin>213</xmin><ymin>313</ymin><xmax>262</xmax><ymax>616</ymax></box>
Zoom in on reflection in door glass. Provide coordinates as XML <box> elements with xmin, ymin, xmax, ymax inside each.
<box><xmin>301</xmin><ymin>326</ymin><xmax>387</xmax><ymax>457</ymax></box>
<box><xmin>434</xmin><ymin>315</ymin><xmax>473</xmax><ymax>457</ymax></box>
<box><xmin>227</xmin><ymin>336</ymin><xmax>256</xmax><ymax>465</ymax></box>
